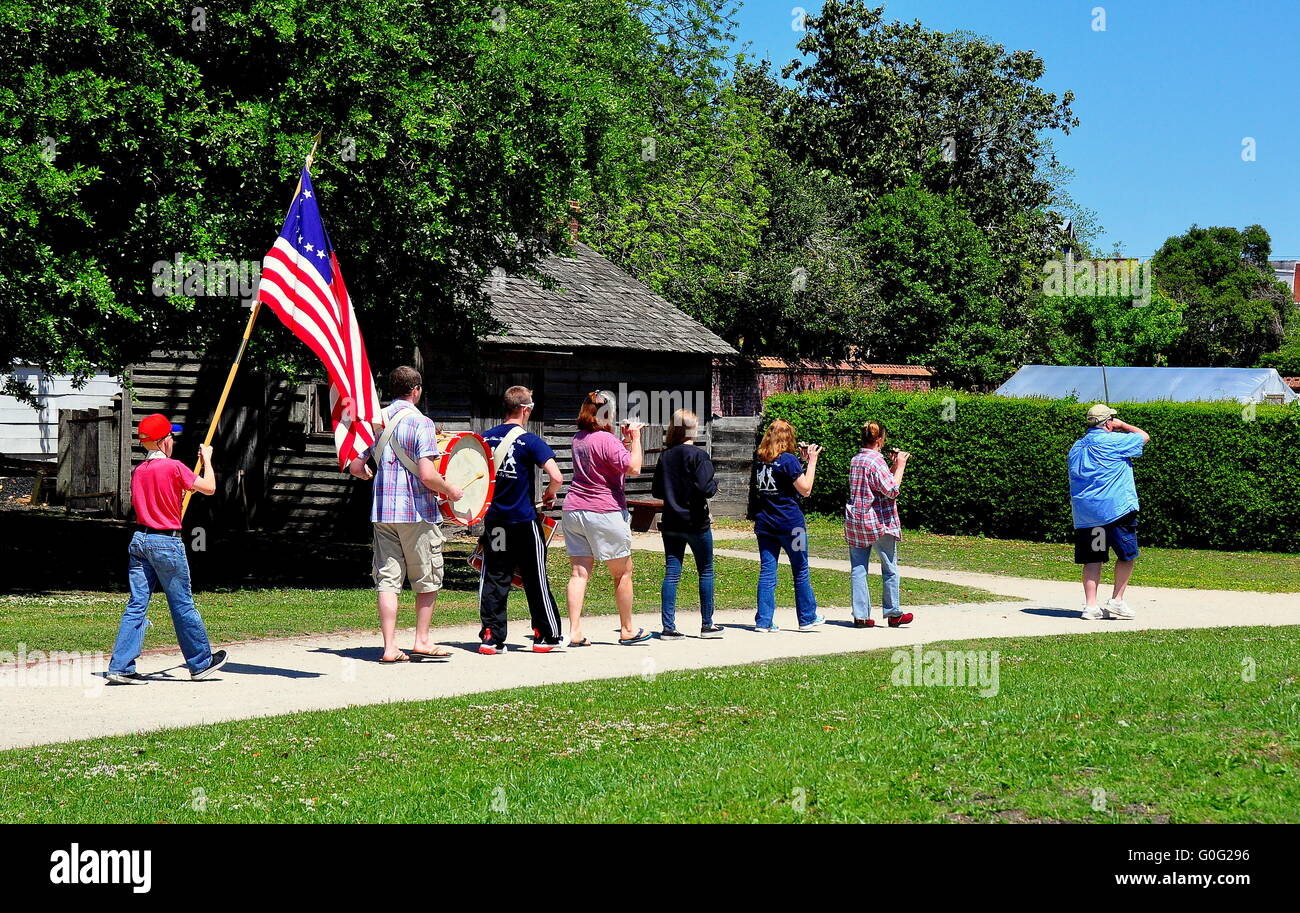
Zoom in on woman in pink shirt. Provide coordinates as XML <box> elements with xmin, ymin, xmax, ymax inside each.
<box><xmin>563</xmin><ymin>390</ymin><xmax>652</xmax><ymax>646</ymax></box>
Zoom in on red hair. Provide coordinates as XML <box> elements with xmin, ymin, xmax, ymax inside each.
<box><xmin>758</xmin><ymin>419</ymin><xmax>797</xmax><ymax>463</ymax></box>
<box><xmin>576</xmin><ymin>390</ymin><xmax>616</xmax><ymax>433</ymax></box>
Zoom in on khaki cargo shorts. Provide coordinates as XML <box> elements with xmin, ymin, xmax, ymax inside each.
<box><xmin>372</xmin><ymin>521</ymin><xmax>445</xmax><ymax>593</ymax></box>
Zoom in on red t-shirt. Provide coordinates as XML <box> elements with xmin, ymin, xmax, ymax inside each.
<box><xmin>132</xmin><ymin>455</ymin><xmax>198</xmax><ymax>530</ymax></box>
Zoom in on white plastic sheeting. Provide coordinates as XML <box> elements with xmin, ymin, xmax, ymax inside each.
<box><xmin>994</xmin><ymin>365</ymin><xmax>1297</xmax><ymax>405</ymax></box>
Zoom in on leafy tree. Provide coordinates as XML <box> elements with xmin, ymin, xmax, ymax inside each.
<box><xmin>1259</xmin><ymin>322</ymin><xmax>1300</xmax><ymax>375</ymax></box>
<box><xmin>0</xmin><ymin>0</ymin><xmax>673</xmax><ymax>401</ymax></box>
<box><xmin>713</xmin><ymin>63</ymin><xmax>879</xmax><ymax>359</ymax></box>
<box><xmin>1151</xmin><ymin>225</ymin><xmax>1293</xmax><ymax>366</ymax></box>
<box><xmin>586</xmin><ymin>81</ymin><xmax>770</xmax><ymax>344</ymax></box>
<box><xmin>782</xmin><ymin>0</ymin><xmax>1079</xmax><ymax>285</ymax></box>
<box><xmin>1029</xmin><ymin>290</ymin><xmax>1186</xmax><ymax>367</ymax></box>
<box><xmin>852</xmin><ymin>179</ymin><xmax>1017</xmax><ymax>387</ymax></box>
<box><xmin>716</xmin><ymin>149</ymin><xmax>876</xmax><ymax>359</ymax></box>
<box><xmin>590</xmin><ymin>57</ymin><xmax>880</xmax><ymax>362</ymax></box>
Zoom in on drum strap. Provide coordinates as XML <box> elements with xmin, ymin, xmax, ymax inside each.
<box><xmin>372</xmin><ymin>407</ymin><xmax>422</xmax><ymax>478</ymax></box>
<box><xmin>492</xmin><ymin>425</ymin><xmax>528</xmax><ymax>474</ymax></box>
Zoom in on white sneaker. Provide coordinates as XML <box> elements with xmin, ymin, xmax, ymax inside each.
<box><xmin>754</xmin><ymin>625</ymin><xmax>781</xmax><ymax>634</ymax></box>
<box><xmin>1080</xmin><ymin>605</ymin><xmax>1103</xmax><ymax>620</ymax></box>
<box><xmin>106</xmin><ymin>672</ymin><xmax>149</xmax><ymax>685</ymax></box>
<box><xmin>1104</xmin><ymin>598</ymin><xmax>1135</xmax><ymax>620</ymax></box>
<box><xmin>798</xmin><ymin>616</ymin><xmax>826</xmax><ymax>632</ymax></box>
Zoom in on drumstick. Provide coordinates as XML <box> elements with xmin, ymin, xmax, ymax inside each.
<box><xmin>439</xmin><ymin>470</ymin><xmax>487</xmax><ymax>500</ymax></box>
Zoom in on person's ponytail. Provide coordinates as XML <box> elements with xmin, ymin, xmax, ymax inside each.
<box><xmin>861</xmin><ymin>420</ymin><xmax>887</xmax><ymax>449</ymax></box>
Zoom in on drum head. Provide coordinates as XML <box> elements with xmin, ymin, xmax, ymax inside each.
<box><xmin>438</xmin><ymin>433</ymin><xmax>495</xmax><ymax>526</ymax></box>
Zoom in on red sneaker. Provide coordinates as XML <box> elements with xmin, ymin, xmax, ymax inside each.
<box><xmin>532</xmin><ymin>628</ymin><xmax>558</xmax><ymax>653</ymax></box>
<box><xmin>479</xmin><ymin>632</ymin><xmax>506</xmax><ymax>655</ymax></box>
<box><xmin>853</xmin><ymin>618</ymin><xmax>876</xmax><ymax>628</ymax></box>
<box><xmin>887</xmin><ymin>613</ymin><xmax>914</xmax><ymax>628</ymax></box>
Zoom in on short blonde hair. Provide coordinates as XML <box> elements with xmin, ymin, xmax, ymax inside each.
<box><xmin>504</xmin><ymin>385</ymin><xmax>533</xmax><ymax>415</ymax></box>
<box><xmin>664</xmin><ymin>409</ymin><xmax>699</xmax><ymax>448</ymax></box>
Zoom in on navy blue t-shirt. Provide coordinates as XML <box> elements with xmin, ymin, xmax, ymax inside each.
<box><xmin>753</xmin><ymin>451</ymin><xmax>806</xmax><ymax>535</ymax></box>
<box><xmin>481</xmin><ymin>423</ymin><xmax>556</xmax><ymax>525</ymax></box>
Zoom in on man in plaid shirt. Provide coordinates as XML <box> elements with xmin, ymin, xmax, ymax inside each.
<box><xmin>844</xmin><ymin>420</ymin><xmax>912</xmax><ymax>628</ymax></box>
<box><xmin>348</xmin><ymin>366</ymin><xmax>463</xmax><ymax>662</ymax></box>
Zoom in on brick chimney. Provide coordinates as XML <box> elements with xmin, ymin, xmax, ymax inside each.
<box><xmin>567</xmin><ymin>200</ymin><xmax>581</xmax><ymax>243</ymax></box>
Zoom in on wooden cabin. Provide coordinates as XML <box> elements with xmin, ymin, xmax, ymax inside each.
<box><xmin>99</xmin><ymin>242</ymin><xmax>737</xmax><ymax>538</ymax></box>
<box><xmin>422</xmin><ymin>242</ymin><xmax>735</xmax><ymax>516</ymax></box>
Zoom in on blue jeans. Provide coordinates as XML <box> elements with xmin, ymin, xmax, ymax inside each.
<box><xmin>849</xmin><ymin>535</ymin><xmax>901</xmax><ymax>619</ymax></box>
<box><xmin>755</xmin><ymin>529</ymin><xmax>818</xmax><ymax>628</ymax></box>
<box><xmin>109</xmin><ymin>532</ymin><xmax>215</xmax><ymax>675</ymax></box>
<box><xmin>661</xmin><ymin>529</ymin><xmax>715</xmax><ymax>630</ymax></box>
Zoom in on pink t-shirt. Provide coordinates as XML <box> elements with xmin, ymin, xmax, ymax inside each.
<box><xmin>132</xmin><ymin>454</ymin><xmax>197</xmax><ymax>530</ymax></box>
<box><xmin>564</xmin><ymin>430</ymin><xmax>630</xmax><ymax>512</ymax></box>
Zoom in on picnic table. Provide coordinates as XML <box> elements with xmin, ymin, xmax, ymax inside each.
<box><xmin>626</xmin><ymin>497</ymin><xmax>664</xmax><ymax>533</ymax></box>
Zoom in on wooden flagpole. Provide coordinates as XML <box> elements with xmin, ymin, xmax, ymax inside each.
<box><xmin>181</xmin><ymin>131</ymin><xmax>324</xmax><ymax>519</ymax></box>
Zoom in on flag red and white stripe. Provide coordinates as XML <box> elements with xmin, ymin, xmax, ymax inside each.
<box><xmin>256</xmin><ymin>167</ymin><xmax>382</xmax><ymax>468</ymax></box>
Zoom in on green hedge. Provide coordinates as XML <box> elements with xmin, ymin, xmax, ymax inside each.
<box><xmin>761</xmin><ymin>389</ymin><xmax>1300</xmax><ymax>552</ymax></box>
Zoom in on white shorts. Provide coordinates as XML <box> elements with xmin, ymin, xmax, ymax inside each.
<box><xmin>562</xmin><ymin>509</ymin><xmax>632</xmax><ymax>561</ymax></box>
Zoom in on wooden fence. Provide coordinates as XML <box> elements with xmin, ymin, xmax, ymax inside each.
<box><xmin>54</xmin><ymin>396</ymin><xmax>133</xmax><ymax>516</ymax></box>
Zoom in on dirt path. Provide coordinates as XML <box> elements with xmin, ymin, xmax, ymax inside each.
<box><xmin>4</xmin><ymin>588</ymin><xmax>1295</xmax><ymax>751</ymax></box>
<box><xmin>4</xmin><ymin>528</ymin><xmax>1294</xmax><ymax>751</ymax></box>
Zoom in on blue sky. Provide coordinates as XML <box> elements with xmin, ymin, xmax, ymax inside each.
<box><xmin>731</xmin><ymin>0</ymin><xmax>1300</xmax><ymax>259</ymax></box>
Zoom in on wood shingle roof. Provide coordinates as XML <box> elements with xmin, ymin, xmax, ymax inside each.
<box><xmin>482</xmin><ymin>242</ymin><xmax>736</xmax><ymax>356</ymax></box>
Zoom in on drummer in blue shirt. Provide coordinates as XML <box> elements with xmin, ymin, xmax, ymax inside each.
<box><xmin>476</xmin><ymin>385</ymin><xmax>565</xmax><ymax>654</ymax></box>
<box><xmin>1068</xmin><ymin>404</ymin><xmax>1150</xmax><ymax>621</ymax></box>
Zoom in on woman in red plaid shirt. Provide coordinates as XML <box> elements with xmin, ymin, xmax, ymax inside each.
<box><xmin>845</xmin><ymin>421</ymin><xmax>912</xmax><ymax>628</ymax></box>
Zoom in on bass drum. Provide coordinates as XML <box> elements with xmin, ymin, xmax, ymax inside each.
<box><xmin>435</xmin><ymin>431</ymin><xmax>495</xmax><ymax>526</ymax></box>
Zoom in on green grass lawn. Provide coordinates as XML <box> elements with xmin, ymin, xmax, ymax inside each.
<box><xmin>715</xmin><ymin>516</ymin><xmax>1300</xmax><ymax>592</ymax></box>
<box><xmin>2</xmin><ymin>625</ymin><xmax>1295</xmax><ymax>823</ymax></box>
<box><xmin>0</xmin><ymin>546</ymin><xmax>1004</xmax><ymax>654</ymax></box>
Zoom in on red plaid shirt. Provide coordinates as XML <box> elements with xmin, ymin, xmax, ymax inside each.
<box><xmin>844</xmin><ymin>448</ymin><xmax>901</xmax><ymax>547</ymax></box>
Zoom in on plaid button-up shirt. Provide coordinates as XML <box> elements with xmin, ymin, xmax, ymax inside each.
<box><xmin>363</xmin><ymin>400</ymin><xmax>441</xmax><ymax>524</ymax></box>
<box><xmin>844</xmin><ymin>448</ymin><xmax>901</xmax><ymax>547</ymax></box>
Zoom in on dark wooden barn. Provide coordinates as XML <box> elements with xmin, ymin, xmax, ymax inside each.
<box><xmin>84</xmin><ymin>242</ymin><xmax>737</xmax><ymax>538</ymax></box>
<box><xmin>422</xmin><ymin>241</ymin><xmax>736</xmax><ymax>512</ymax></box>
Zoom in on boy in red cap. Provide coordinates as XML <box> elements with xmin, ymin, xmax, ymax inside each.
<box><xmin>106</xmin><ymin>413</ymin><xmax>228</xmax><ymax>684</ymax></box>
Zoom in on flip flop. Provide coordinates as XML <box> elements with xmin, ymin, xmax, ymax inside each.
<box><xmin>567</xmin><ymin>637</ymin><xmax>593</xmax><ymax>647</ymax></box>
<box><xmin>409</xmin><ymin>649</ymin><xmax>452</xmax><ymax>660</ymax></box>
<box><xmin>379</xmin><ymin>652</ymin><xmax>410</xmax><ymax>664</ymax></box>
<box><xmin>619</xmin><ymin>628</ymin><xmax>652</xmax><ymax>646</ymax></box>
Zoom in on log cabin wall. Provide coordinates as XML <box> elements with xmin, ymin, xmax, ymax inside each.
<box><xmin>121</xmin><ymin>346</ymin><xmax>739</xmax><ymax>538</ymax></box>
<box><xmin>116</xmin><ymin>243</ymin><xmax>741</xmax><ymax>538</ymax></box>
<box><xmin>126</xmin><ymin>352</ymin><xmax>370</xmax><ymax>539</ymax></box>
<box><xmin>423</xmin><ymin>346</ymin><xmax>715</xmax><ymax>515</ymax></box>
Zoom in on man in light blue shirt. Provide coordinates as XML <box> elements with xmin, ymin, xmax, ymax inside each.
<box><xmin>1068</xmin><ymin>404</ymin><xmax>1150</xmax><ymax>621</ymax></box>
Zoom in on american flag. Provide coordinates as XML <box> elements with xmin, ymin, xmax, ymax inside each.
<box><xmin>256</xmin><ymin>167</ymin><xmax>382</xmax><ymax>469</ymax></box>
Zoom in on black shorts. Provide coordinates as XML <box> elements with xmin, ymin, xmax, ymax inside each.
<box><xmin>1073</xmin><ymin>511</ymin><xmax>1139</xmax><ymax>564</ymax></box>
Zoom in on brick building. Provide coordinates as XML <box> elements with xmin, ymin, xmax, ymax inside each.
<box><xmin>712</xmin><ymin>357</ymin><xmax>933</xmax><ymax>416</ymax></box>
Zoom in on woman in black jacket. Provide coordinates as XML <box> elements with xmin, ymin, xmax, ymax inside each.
<box><xmin>651</xmin><ymin>409</ymin><xmax>721</xmax><ymax>639</ymax></box>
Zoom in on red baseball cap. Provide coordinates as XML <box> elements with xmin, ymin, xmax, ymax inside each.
<box><xmin>137</xmin><ymin>413</ymin><xmax>183</xmax><ymax>442</ymax></box>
